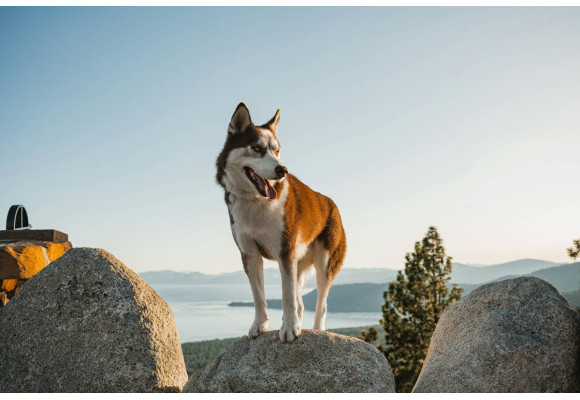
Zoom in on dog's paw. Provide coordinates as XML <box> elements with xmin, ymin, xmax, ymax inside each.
<box><xmin>248</xmin><ymin>320</ymin><xmax>269</xmax><ymax>339</ymax></box>
<box><xmin>279</xmin><ymin>319</ymin><xmax>302</xmax><ymax>343</ymax></box>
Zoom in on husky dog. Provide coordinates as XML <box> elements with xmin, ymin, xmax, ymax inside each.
<box><xmin>216</xmin><ymin>102</ymin><xmax>346</xmax><ymax>343</ymax></box>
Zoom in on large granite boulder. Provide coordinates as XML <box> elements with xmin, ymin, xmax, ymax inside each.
<box><xmin>0</xmin><ymin>247</ymin><xmax>188</xmax><ymax>392</ymax></box>
<box><xmin>183</xmin><ymin>330</ymin><xmax>395</xmax><ymax>393</ymax></box>
<box><xmin>413</xmin><ymin>277</ymin><xmax>580</xmax><ymax>393</ymax></box>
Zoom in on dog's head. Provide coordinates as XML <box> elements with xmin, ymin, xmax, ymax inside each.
<box><xmin>216</xmin><ymin>102</ymin><xmax>288</xmax><ymax>200</ymax></box>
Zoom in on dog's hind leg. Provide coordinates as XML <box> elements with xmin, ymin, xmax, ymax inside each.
<box><xmin>313</xmin><ymin>247</ymin><xmax>332</xmax><ymax>330</ymax></box>
<box><xmin>313</xmin><ymin>205</ymin><xmax>347</xmax><ymax>330</ymax></box>
<box><xmin>242</xmin><ymin>251</ymin><xmax>269</xmax><ymax>338</ymax></box>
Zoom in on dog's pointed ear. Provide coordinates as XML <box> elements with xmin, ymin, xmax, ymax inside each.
<box><xmin>228</xmin><ymin>102</ymin><xmax>252</xmax><ymax>135</ymax></box>
<box><xmin>266</xmin><ymin>109</ymin><xmax>281</xmax><ymax>133</ymax></box>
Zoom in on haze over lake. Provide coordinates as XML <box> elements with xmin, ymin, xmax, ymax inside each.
<box><xmin>142</xmin><ymin>259</ymin><xmax>578</xmax><ymax>342</ymax></box>
<box><xmin>152</xmin><ymin>283</ymin><xmax>381</xmax><ymax>342</ymax></box>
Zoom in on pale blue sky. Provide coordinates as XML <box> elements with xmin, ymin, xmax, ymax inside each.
<box><xmin>1</xmin><ymin>7</ymin><xmax>579</xmax><ymax>273</ymax></box>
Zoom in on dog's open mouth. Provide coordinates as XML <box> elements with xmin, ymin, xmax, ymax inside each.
<box><xmin>244</xmin><ymin>167</ymin><xmax>277</xmax><ymax>200</ymax></box>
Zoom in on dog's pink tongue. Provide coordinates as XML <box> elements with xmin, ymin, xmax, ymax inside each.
<box><xmin>265</xmin><ymin>180</ymin><xmax>277</xmax><ymax>200</ymax></box>
<box><xmin>255</xmin><ymin>175</ymin><xmax>277</xmax><ymax>200</ymax></box>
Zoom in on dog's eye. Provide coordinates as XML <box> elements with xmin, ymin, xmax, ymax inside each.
<box><xmin>252</xmin><ymin>146</ymin><xmax>262</xmax><ymax>153</ymax></box>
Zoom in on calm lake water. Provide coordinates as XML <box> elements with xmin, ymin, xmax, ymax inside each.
<box><xmin>150</xmin><ymin>284</ymin><xmax>381</xmax><ymax>343</ymax></box>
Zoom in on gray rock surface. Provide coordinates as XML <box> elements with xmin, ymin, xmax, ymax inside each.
<box><xmin>0</xmin><ymin>247</ymin><xmax>188</xmax><ymax>392</ymax></box>
<box><xmin>413</xmin><ymin>276</ymin><xmax>580</xmax><ymax>393</ymax></box>
<box><xmin>183</xmin><ymin>330</ymin><xmax>395</xmax><ymax>393</ymax></box>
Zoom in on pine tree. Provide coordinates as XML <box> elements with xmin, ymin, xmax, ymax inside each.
<box><xmin>365</xmin><ymin>226</ymin><xmax>463</xmax><ymax>392</ymax></box>
<box><xmin>567</xmin><ymin>239</ymin><xmax>580</xmax><ymax>260</ymax></box>
<box><xmin>360</xmin><ymin>326</ymin><xmax>382</xmax><ymax>349</ymax></box>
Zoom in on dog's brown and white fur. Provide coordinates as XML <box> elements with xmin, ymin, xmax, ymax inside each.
<box><xmin>216</xmin><ymin>102</ymin><xmax>346</xmax><ymax>343</ymax></box>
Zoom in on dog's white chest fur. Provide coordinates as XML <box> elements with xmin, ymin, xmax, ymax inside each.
<box><xmin>227</xmin><ymin>183</ymin><xmax>288</xmax><ymax>258</ymax></box>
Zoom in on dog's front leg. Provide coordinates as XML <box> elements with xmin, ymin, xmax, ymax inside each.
<box><xmin>278</xmin><ymin>259</ymin><xmax>302</xmax><ymax>343</ymax></box>
<box><xmin>242</xmin><ymin>252</ymin><xmax>269</xmax><ymax>338</ymax></box>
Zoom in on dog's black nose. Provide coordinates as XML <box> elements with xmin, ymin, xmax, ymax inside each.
<box><xmin>275</xmin><ymin>165</ymin><xmax>288</xmax><ymax>178</ymax></box>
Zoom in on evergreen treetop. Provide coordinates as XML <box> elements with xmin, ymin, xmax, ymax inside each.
<box><xmin>366</xmin><ymin>226</ymin><xmax>463</xmax><ymax>392</ymax></box>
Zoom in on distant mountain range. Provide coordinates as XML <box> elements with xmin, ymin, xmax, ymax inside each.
<box><xmin>139</xmin><ymin>258</ymin><xmax>564</xmax><ymax>288</ymax></box>
<box><xmin>138</xmin><ymin>259</ymin><xmax>579</xmax><ymax>311</ymax></box>
<box><xmin>460</xmin><ymin>263</ymin><xmax>580</xmax><ymax>294</ymax></box>
<box><xmin>228</xmin><ymin>262</ymin><xmax>580</xmax><ymax>312</ymax></box>
<box><xmin>139</xmin><ymin>267</ymin><xmax>397</xmax><ymax>287</ymax></box>
<box><xmin>451</xmin><ymin>259</ymin><xmax>560</xmax><ymax>284</ymax></box>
